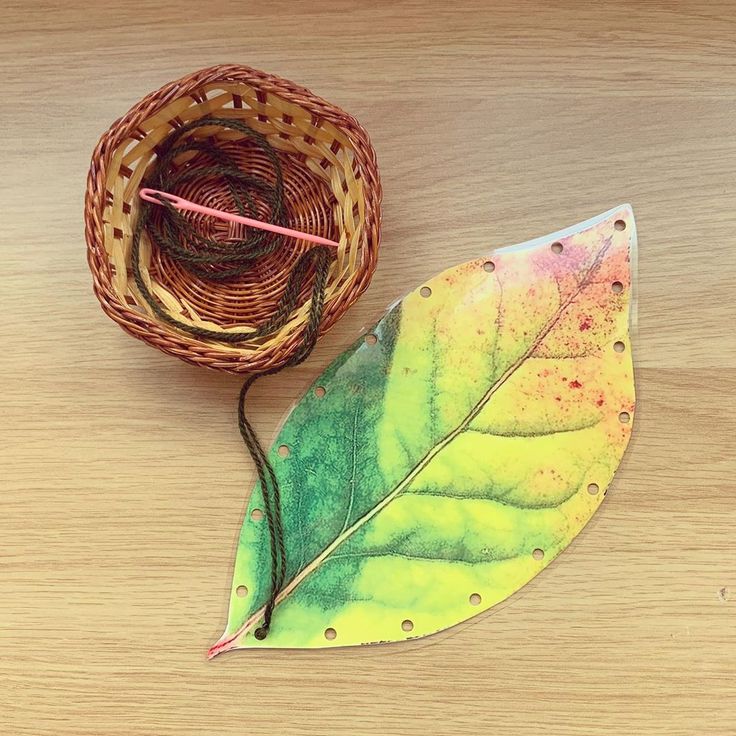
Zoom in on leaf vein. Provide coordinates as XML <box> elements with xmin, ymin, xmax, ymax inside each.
<box><xmin>329</xmin><ymin>550</ymin><xmax>519</xmax><ymax>566</ymax></box>
<box><xmin>409</xmin><ymin>486</ymin><xmax>580</xmax><ymax>510</ymax></box>
<box><xmin>465</xmin><ymin>416</ymin><xmax>600</xmax><ymax>438</ymax></box>
<box><xmin>339</xmin><ymin>404</ymin><xmax>361</xmax><ymax>535</ymax></box>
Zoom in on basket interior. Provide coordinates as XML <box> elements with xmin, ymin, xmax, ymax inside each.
<box><xmin>101</xmin><ymin>83</ymin><xmax>368</xmax><ymax>351</ymax></box>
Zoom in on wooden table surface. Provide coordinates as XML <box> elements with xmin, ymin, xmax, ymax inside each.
<box><xmin>2</xmin><ymin>1</ymin><xmax>735</xmax><ymax>734</ymax></box>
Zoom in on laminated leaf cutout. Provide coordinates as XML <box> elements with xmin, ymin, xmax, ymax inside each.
<box><xmin>209</xmin><ymin>205</ymin><xmax>636</xmax><ymax>655</ymax></box>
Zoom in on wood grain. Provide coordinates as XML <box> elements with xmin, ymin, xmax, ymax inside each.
<box><xmin>1</xmin><ymin>1</ymin><xmax>734</xmax><ymax>734</ymax></box>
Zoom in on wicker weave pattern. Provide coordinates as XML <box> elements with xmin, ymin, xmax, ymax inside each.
<box><xmin>85</xmin><ymin>65</ymin><xmax>381</xmax><ymax>373</ymax></box>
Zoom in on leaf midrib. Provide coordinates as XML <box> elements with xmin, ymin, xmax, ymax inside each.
<box><xmin>222</xmin><ymin>244</ymin><xmax>609</xmax><ymax>646</ymax></box>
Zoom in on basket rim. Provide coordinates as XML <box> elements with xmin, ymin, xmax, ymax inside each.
<box><xmin>85</xmin><ymin>63</ymin><xmax>382</xmax><ymax>374</ymax></box>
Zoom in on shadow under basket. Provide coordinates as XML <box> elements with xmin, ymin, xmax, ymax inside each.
<box><xmin>85</xmin><ymin>64</ymin><xmax>382</xmax><ymax>374</ymax></box>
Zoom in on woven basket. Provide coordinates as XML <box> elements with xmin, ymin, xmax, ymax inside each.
<box><xmin>85</xmin><ymin>64</ymin><xmax>381</xmax><ymax>374</ymax></box>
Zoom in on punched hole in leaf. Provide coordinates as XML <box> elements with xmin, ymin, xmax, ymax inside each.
<box><xmin>324</xmin><ymin>627</ymin><xmax>337</xmax><ymax>641</ymax></box>
<box><xmin>532</xmin><ymin>548</ymin><xmax>545</xmax><ymax>561</ymax></box>
<box><xmin>278</xmin><ymin>444</ymin><xmax>290</xmax><ymax>458</ymax></box>
<box><xmin>251</xmin><ymin>508</ymin><xmax>264</xmax><ymax>521</ymax></box>
<box><xmin>614</xmin><ymin>219</ymin><xmax>626</xmax><ymax>231</ymax></box>
<box><xmin>364</xmin><ymin>333</ymin><xmax>378</xmax><ymax>346</ymax></box>
<box><xmin>236</xmin><ymin>585</ymin><xmax>248</xmax><ymax>597</ymax></box>
<box><xmin>619</xmin><ymin>411</ymin><xmax>631</xmax><ymax>424</ymax></box>
<box><xmin>469</xmin><ymin>593</ymin><xmax>482</xmax><ymax>606</ymax></box>
<box><xmin>614</xmin><ymin>341</ymin><xmax>626</xmax><ymax>353</ymax></box>
<box><xmin>314</xmin><ymin>386</ymin><xmax>326</xmax><ymax>398</ymax></box>
<box><xmin>483</xmin><ymin>260</ymin><xmax>495</xmax><ymax>273</ymax></box>
<box><xmin>401</xmin><ymin>619</ymin><xmax>414</xmax><ymax>632</ymax></box>
<box><xmin>612</xmin><ymin>281</ymin><xmax>624</xmax><ymax>293</ymax></box>
<box><xmin>420</xmin><ymin>286</ymin><xmax>432</xmax><ymax>298</ymax></box>
<box><xmin>587</xmin><ymin>483</ymin><xmax>600</xmax><ymax>495</ymax></box>
<box><xmin>551</xmin><ymin>242</ymin><xmax>563</xmax><ymax>254</ymax></box>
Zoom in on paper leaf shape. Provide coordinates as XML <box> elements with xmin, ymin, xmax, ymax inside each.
<box><xmin>209</xmin><ymin>205</ymin><xmax>636</xmax><ymax>656</ymax></box>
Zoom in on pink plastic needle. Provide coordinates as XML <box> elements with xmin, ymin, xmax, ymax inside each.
<box><xmin>139</xmin><ymin>188</ymin><xmax>339</xmax><ymax>247</ymax></box>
